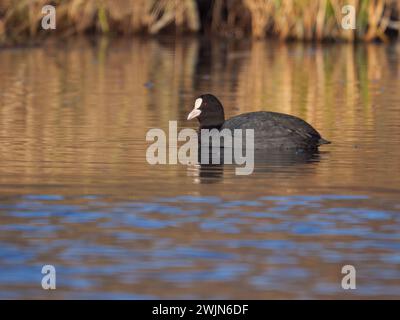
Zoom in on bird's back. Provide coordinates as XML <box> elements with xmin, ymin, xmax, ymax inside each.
<box><xmin>221</xmin><ymin>111</ymin><xmax>329</xmax><ymax>150</ymax></box>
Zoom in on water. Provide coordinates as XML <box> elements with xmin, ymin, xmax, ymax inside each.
<box><xmin>0</xmin><ymin>37</ymin><xmax>399</xmax><ymax>299</ymax></box>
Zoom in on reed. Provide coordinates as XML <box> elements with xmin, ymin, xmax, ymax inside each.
<box><xmin>0</xmin><ymin>0</ymin><xmax>200</xmax><ymax>43</ymax></box>
<box><xmin>239</xmin><ymin>0</ymin><xmax>400</xmax><ymax>41</ymax></box>
<box><xmin>0</xmin><ymin>0</ymin><xmax>399</xmax><ymax>43</ymax></box>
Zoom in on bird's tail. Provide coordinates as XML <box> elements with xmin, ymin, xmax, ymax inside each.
<box><xmin>318</xmin><ymin>137</ymin><xmax>331</xmax><ymax>145</ymax></box>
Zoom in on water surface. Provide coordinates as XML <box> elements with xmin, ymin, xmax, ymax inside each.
<box><xmin>0</xmin><ymin>37</ymin><xmax>399</xmax><ymax>299</ymax></box>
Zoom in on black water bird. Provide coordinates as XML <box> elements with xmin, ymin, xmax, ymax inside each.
<box><xmin>187</xmin><ymin>94</ymin><xmax>330</xmax><ymax>151</ymax></box>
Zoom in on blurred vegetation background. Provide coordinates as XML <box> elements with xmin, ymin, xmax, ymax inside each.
<box><xmin>0</xmin><ymin>0</ymin><xmax>399</xmax><ymax>44</ymax></box>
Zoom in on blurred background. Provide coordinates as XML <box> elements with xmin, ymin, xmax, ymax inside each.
<box><xmin>0</xmin><ymin>0</ymin><xmax>400</xmax><ymax>43</ymax></box>
<box><xmin>0</xmin><ymin>0</ymin><xmax>399</xmax><ymax>299</ymax></box>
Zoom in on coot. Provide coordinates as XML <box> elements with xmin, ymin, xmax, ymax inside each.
<box><xmin>187</xmin><ymin>94</ymin><xmax>330</xmax><ymax>150</ymax></box>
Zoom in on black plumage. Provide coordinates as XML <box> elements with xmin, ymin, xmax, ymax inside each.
<box><xmin>187</xmin><ymin>94</ymin><xmax>330</xmax><ymax>151</ymax></box>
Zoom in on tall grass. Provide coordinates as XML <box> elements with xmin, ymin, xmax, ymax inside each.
<box><xmin>237</xmin><ymin>0</ymin><xmax>400</xmax><ymax>40</ymax></box>
<box><xmin>0</xmin><ymin>0</ymin><xmax>399</xmax><ymax>43</ymax></box>
<box><xmin>0</xmin><ymin>0</ymin><xmax>200</xmax><ymax>43</ymax></box>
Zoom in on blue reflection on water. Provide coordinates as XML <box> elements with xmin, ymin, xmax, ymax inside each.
<box><xmin>0</xmin><ymin>193</ymin><xmax>399</xmax><ymax>299</ymax></box>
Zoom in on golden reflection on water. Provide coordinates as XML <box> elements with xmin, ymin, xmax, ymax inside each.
<box><xmin>0</xmin><ymin>37</ymin><xmax>399</xmax><ymax>195</ymax></box>
<box><xmin>0</xmin><ymin>37</ymin><xmax>399</xmax><ymax>299</ymax></box>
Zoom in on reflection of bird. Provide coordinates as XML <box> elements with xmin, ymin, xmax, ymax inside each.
<box><xmin>187</xmin><ymin>146</ymin><xmax>323</xmax><ymax>184</ymax></box>
<box><xmin>187</xmin><ymin>162</ymin><xmax>224</xmax><ymax>184</ymax></box>
<box><xmin>187</xmin><ymin>94</ymin><xmax>331</xmax><ymax>151</ymax></box>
